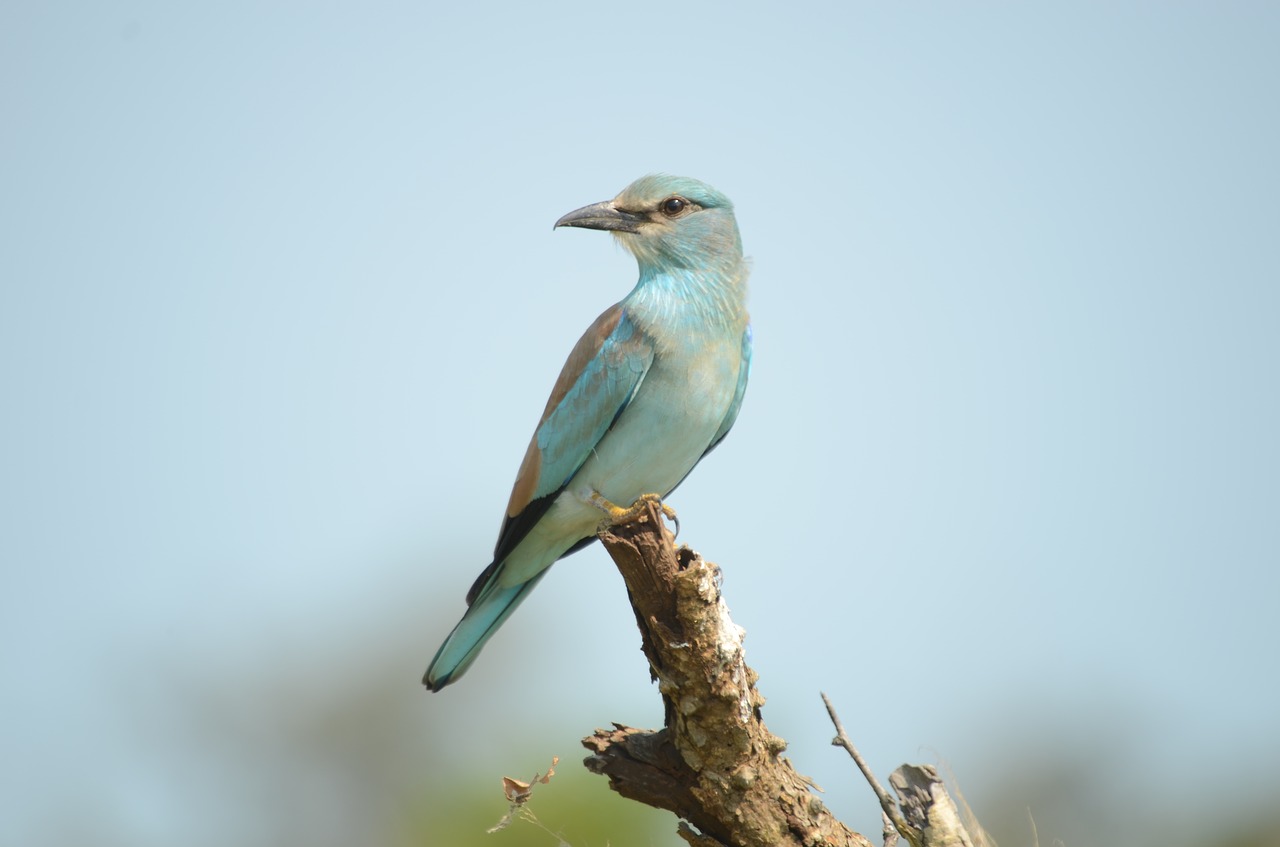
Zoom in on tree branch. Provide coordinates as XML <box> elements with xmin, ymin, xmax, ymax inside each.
<box><xmin>581</xmin><ymin>498</ymin><xmax>873</xmax><ymax>847</ymax></box>
<box><xmin>822</xmin><ymin>691</ymin><xmax>916</xmax><ymax>842</ymax></box>
<box><xmin>822</xmin><ymin>693</ymin><xmax>995</xmax><ymax>847</ymax></box>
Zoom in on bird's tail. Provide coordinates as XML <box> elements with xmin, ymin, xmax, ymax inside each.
<box><xmin>423</xmin><ymin>570</ymin><xmax>546</xmax><ymax>692</ymax></box>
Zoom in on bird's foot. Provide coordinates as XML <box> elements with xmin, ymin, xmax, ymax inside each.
<box><xmin>587</xmin><ymin>491</ymin><xmax>679</xmax><ymax>535</ymax></box>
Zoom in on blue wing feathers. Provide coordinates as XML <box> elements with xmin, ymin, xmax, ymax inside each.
<box><xmin>485</xmin><ymin>309</ymin><xmax>654</xmax><ymax>578</ymax></box>
<box><xmin>444</xmin><ymin>313</ymin><xmax>656</xmax><ymax>686</ymax></box>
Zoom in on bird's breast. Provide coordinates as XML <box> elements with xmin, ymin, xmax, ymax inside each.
<box><xmin>573</xmin><ymin>333</ymin><xmax>742</xmax><ymax>505</ymax></box>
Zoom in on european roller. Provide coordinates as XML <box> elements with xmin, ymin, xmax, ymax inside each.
<box><xmin>424</xmin><ymin>175</ymin><xmax>751</xmax><ymax>691</ymax></box>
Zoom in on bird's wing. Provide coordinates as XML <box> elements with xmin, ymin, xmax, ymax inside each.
<box><xmin>465</xmin><ymin>304</ymin><xmax>654</xmax><ymax>605</ymax></box>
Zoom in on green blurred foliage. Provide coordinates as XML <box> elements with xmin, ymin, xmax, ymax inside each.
<box><xmin>129</xmin><ymin>610</ymin><xmax>679</xmax><ymax>847</ymax></box>
<box><xmin>394</xmin><ymin>768</ymin><xmax>674</xmax><ymax>847</ymax></box>
<box><xmin>26</xmin><ymin>599</ymin><xmax>1280</xmax><ymax>847</ymax></box>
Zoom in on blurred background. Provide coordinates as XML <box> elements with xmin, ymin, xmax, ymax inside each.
<box><xmin>3</xmin><ymin>3</ymin><xmax>1278</xmax><ymax>846</ymax></box>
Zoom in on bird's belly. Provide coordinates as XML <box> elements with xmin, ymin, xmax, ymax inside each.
<box><xmin>573</xmin><ymin>346</ymin><xmax>737</xmax><ymax>504</ymax></box>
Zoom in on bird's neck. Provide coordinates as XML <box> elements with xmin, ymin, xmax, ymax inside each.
<box><xmin>624</xmin><ymin>260</ymin><xmax>749</xmax><ymax>336</ymax></box>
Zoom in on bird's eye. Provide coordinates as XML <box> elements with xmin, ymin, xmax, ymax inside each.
<box><xmin>661</xmin><ymin>197</ymin><xmax>686</xmax><ymax>217</ymax></box>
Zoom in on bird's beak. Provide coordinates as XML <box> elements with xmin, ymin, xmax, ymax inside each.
<box><xmin>554</xmin><ymin>200</ymin><xmax>646</xmax><ymax>233</ymax></box>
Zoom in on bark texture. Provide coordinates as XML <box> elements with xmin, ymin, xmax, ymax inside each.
<box><xmin>581</xmin><ymin>499</ymin><xmax>874</xmax><ymax>847</ymax></box>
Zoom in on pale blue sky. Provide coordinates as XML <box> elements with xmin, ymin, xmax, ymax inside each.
<box><xmin>2</xmin><ymin>3</ymin><xmax>1278</xmax><ymax>846</ymax></box>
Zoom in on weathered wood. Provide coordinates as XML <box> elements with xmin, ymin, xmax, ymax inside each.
<box><xmin>582</xmin><ymin>498</ymin><xmax>873</xmax><ymax>847</ymax></box>
<box><xmin>889</xmin><ymin>765</ymin><xmax>986</xmax><ymax>847</ymax></box>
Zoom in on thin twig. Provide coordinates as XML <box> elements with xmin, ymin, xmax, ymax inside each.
<box><xmin>821</xmin><ymin>692</ymin><xmax>913</xmax><ymax>840</ymax></box>
<box><xmin>881</xmin><ymin>811</ymin><xmax>900</xmax><ymax>847</ymax></box>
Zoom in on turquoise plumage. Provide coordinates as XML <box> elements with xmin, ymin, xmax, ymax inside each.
<box><xmin>424</xmin><ymin>175</ymin><xmax>752</xmax><ymax>691</ymax></box>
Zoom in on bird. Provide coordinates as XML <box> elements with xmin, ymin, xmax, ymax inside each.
<box><xmin>424</xmin><ymin>174</ymin><xmax>751</xmax><ymax>691</ymax></box>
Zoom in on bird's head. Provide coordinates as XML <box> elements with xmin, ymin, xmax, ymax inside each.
<box><xmin>555</xmin><ymin>174</ymin><xmax>742</xmax><ymax>273</ymax></box>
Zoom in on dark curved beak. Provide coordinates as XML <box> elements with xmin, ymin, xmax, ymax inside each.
<box><xmin>554</xmin><ymin>200</ymin><xmax>646</xmax><ymax>233</ymax></box>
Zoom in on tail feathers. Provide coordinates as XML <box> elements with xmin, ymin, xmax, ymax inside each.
<box><xmin>423</xmin><ymin>571</ymin><xmax>546</xmax><ymax>692</ymax></box>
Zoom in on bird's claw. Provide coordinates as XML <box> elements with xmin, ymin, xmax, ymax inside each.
<box><xmin>589</xmin><ymin>491</ymin><xmax>679</xmax><ymax>536</ymax></box>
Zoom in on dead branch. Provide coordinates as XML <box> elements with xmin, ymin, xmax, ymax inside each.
<box><xmin>581</xmin><ymin>499</ymin><xmax>873</xmax><ymax>847</ymax></box>
<box><xmin>822</xmin><ymin>694</ymin><xmax>994</xmax><ymax>847</ymax></box>
<box><xmin>822</xmin><ymin>691</ymin><xmax>915</xmax><ymax>842</ymax></box>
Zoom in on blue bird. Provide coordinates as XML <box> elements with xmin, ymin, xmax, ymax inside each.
<box><xmin>424</xmin><ymin>175</ymin><xmax>751</xmax><ymax>691</ymax></box>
